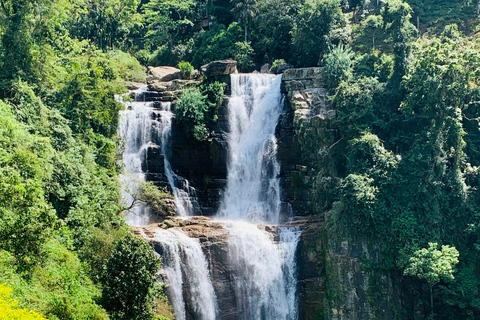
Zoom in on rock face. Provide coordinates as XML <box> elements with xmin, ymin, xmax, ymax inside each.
<box><xmin>277</xmin><ymin>67</ymin><xmax>403</xmax><ymax>320</ymax></box>
<box><xmin>278</xmin><ymin>67</ymin><xmax>340</xmax><ymax>217</ymax></box>
<box><xmin>169</xmin><ymin>97</ymin><xmax>229</xmax><ymax>216</ymax></box>
<box><xmin>201</xmin><ymin>60</ymin><xmax>238</xmax><ymax>77</ymax></box>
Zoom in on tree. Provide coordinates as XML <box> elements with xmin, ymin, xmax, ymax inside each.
<box><xmin>142</xmin><ymin>0</ymin><xmax>196</xmax><ymax>50</ymax></box>
<box><xmin>101</xmin><ymin>234</ymin><xmax>161</xmax><ymax>320</ymax></box>
<box><xmin>404</xmin><ymin>243</ymin><xmax>459</xmax><ymax>318</ymax></box>
<box><xmin>123</xmin><ymin>180</ymin><xmax>174</xmax><ymax>217</ymax></box>
<box><xmin>67</xmin><ymin>0</ymin><xmax>142</xmax><ymax>50</ymax></box>
<box><xmin>231</xmin><ymin>0</ymin><xmax>257</xmax><ymax>42</ymax></box>
<box><xmin>292</xmin><ymin>0</ymin><xmax>346</xmax><ymax>67</ymax></box>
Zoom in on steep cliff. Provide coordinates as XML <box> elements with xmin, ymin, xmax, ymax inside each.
<box><xmin>278</xmin><ymin>67</ymin><xmax>404</xmax><ymax>320</ymax></box>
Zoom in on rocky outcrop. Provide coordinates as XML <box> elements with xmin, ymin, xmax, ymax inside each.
<box><xmin>147</xmin><ymin>66</ymin><xmax>183</xmax><ymax>82</ymax></box>
<box><xmin>278</xmin><ymin>67</ymin><xmax>340</xmax><ymax>217</ymax></box>
<box><xmin>275</xmin><ymin>63</ymin><xmax>294</xmax><ymax>74</ymax></box>
<box><xmin>201</xmin><ymin>60</ymin><xmax>238</xmax><ymax>77</ymax></box>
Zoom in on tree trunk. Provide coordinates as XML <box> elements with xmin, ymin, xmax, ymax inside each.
<box><xmin>430</xmin><ymin>285</ymin><xmax>434</xmax><ymax>319</ymax></box>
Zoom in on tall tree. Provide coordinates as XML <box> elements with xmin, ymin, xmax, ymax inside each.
<box><xmin>404</xmin><ymin>243</ymin><xmax>459</xmax><ymax>318</ymax></box>
<box><xmin>231</xmin><ymin>0</ymin><xmax>257</xmax><ymax>42</ymax></box>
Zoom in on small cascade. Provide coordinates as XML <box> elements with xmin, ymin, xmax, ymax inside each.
<box><xmin>118</xmin><ymin>86</ymin><xmax>199</xmax><ymax>224</ymax></box>
<box><xmin>153</xmin><ymin>229</ymin><xmax>217</xmax><ymax>320</ymax></box>
<box><xmin>218</xmin><ymin>74</ymin><xmax>283</xmax><ymax>224</ymax></box>
<box><xmin>157</xmin><ymin>103</ymin><xmax>199</xmax><ymax>217</ymax></box>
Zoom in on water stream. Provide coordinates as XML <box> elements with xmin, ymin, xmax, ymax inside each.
<box><xmin>153</xmin><ymin>229</ymin><xmax>217</xmax><ymax>320</ymax></box>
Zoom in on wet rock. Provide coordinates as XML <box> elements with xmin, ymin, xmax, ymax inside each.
<box><xmin>260</xmin><ymin>63</ymin><xmax>272</xmax><ymax>73</ymax></box>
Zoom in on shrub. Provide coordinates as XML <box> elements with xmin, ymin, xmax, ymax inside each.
<box><xmin>323</xmin><ymin>44</ymin><xmax>354</xmax><ymax>90</ymax></box>
<box><xmin>271</xmin><ymin>59</ymin><xmax>286</xmax><ymax>73</ymax></box>
<box><xmin>175</xmin><ymin>87</ymin><xmax>209</xmax><ymax>141</ymax></box>
<box><xmin>0</xmin><ymin>284</ymin><xmax>47</xmax><ymax>320</ymax></box>
<box><xmin>101</xmin><ymin>234</ymin><xmax>161</xmax><ymax>320</ymax></box>
<box><xmin>177</xmin><ymin>61</ymin><xmax>194</xmax><ymax>79</ymax></box>
<box><xmin>175</xmin><ymin>82</ymin><xmax>226</xmax><ymax>141</ymax></box>
<box><xmin>233</xmin><ymin>42</ymin><xmax>255</xmax><ymax>72</ymax></box>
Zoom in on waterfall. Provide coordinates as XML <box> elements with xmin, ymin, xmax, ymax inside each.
<box><xmin>119</xmin><ymin>75</ymin><xmax>300</xmax><ymax>320</ymax></box>
<box><xmin>218</xmin><ymin>74</ymin><xmax>300</xmax><ymax>320</ymax></box>
<box><xmin>153</xmin><ymin>229</ymin><xmax>217</xmax><ymax>320</ymax></box>
<box><xmin>118</xmin><ymin>86</ymin><xmax>197</xmax><ymax>224</ymax></box>
<box><xmin>218</xmin><ymin>74</ymin><xmax>283</xmax><ymax>224</ymax></box>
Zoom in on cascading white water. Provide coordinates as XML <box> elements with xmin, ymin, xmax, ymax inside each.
<box><xmin>227</xmin><ymin>222</ymin><xmax>300</xmax><ymax>320</ymax></box>
<box><xmin>153</xmin><ymin>229</ymin><xmax>217</xmax><ymax>320</ymax></box>
<box><xmin>218</xmin><ymin>74</ymin><xmax>300</xmax><ymax>320</ymax></box>
<box><xmin>218</xmin><ymin>74</ymin><xmax>283</xmax><ymax>224</ymax></box>
<box><xmin>118</xmin><ymin>86</ymin><xmax>196</xmax><ymax>224</ymax></box>
<box><xmin>118</xmin><ymin>86</ymin><xmax>156</xmax><ymax>226</ymax></box>
<box><xmin>157</xmin><ymin>103</ymin><xmax>198</xmax><ymax>217</ymax></box>
<box><xmin>119</xmin><ymin>76</ymin><xmax>300</xmax><ymax>320</ymax></box>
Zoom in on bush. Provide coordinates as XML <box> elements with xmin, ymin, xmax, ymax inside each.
<box><xmin>175</xmin><ymin>82</ymin><xmax>226</xmax><ymax>141</ymax></box>
<box><xmin>323</xmin><ymin>44</ymin><xmax>354</xmax><ymax>90</ymax></box>
<box><xmin>177</xmin><ymin>61</ymin><xmax>194</xmax><ymax>79</ymax></box>
<box><xmin>101</xmin><ymin>234</ymin><xmax>161</xmax><ymax>320</ymax></box>
<box><xmin>271</xmin><ymin>59</ymin><xmax>286</xmax><ymax>73</ymax></box>
<box><xmin>0</xmin><ymin>284</ymin><xmax>47</xmax><ymax>320</ymax></box>
<box><xmin>175</xmin><ymin>87</ymin><xmax>209</xmax><ymax>141</ymax></box>
<box><xmin>233</xmin><ymin>42</ymin><xmax>255</xmax><ymax>72</ymax></box>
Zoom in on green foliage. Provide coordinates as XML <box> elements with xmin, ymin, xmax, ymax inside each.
<box><xmin>0</xmin><ymin>284</ymin><xmax>47</xmax><ymax>320</ymax></box>
<box><xmin>405</xmin><ymin>243</ymin><xmax>459</xmax><ymax>288</ymax></box>
<box><xmin>67</xmin><ymin>0</ymin><xmax>142</xmax><ymax>50</ymax></box>
<box><xmin>0</xmin><ymin>241</ymin><xmax>109</xmax><ymax>320</ymax></box>
<box><xmin>175</xmin><ymin>82</ymin><xmax>225</xmax><ymax>141</ymax></box>
<box><xmin>270</xmin><ymin>59</ymin><xmax>286</xmax><ymax>73</ymax></box>
<box><xmin>0</xmin><ymin>101</ymin><xmax>56</xmax><ymax>259</ymax></box>
<box><xmin>292</xmin><ymin>0</ymin><xmax>347</xmax><ymax>67</ymax></box>
<box><xmin>125</xmin><ymin>180</ymin><xmax>174</xmax><ymax>217</ymax></box>
<box><xmin>323</xmin><ymin>44</ymin><xmax>354</xmax><ymax>90</ymax></box>
<box><xmin>101</xmin><ymin>234</ymin><xmax>161</xmax><ymax>320</ymax></box>
<box><xmin>404</xmin><ymin>242</ymin><xmax>459</xmax><ymax>316</ymax></box>
<box><xmin>142</xmin><ymin>0</ymin><xmax>196</xmax><ymax>49</ymax></box>
<box><xmin>251</xmin><ymin>0</ymin><xmax>299</xmax><ymax>64</ymax></box>
<box><xmin>178</xmin><ymin>61</ymin><xmax>194</xmax><ymax>78</ymax></box>
<box><xmin>233</xmin><ymin>41</ymin><xmax>255</xmax><ymax>72</ymax></box>
<box><xmin>190</xmin><ymin>23</ymin><xmax>247</xmax><ymax>68</ymax></box>
<box><xmin>175</xmin><ymin>87</ymin><xmax>209</xmax><ymax>141</ymax></box>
